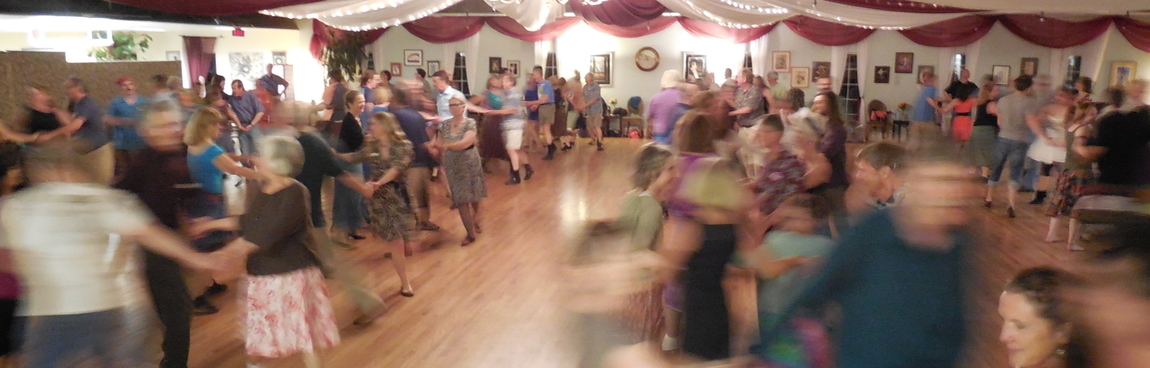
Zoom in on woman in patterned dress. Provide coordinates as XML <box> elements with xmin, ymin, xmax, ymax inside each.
<box><xmin>346</xmin><ymin>111</ymin><xmax>417</xmax><ymax>296</ymax></box>
<box><xmin>1045</xmin><ymin>101</ymin><xmax>1096</xmax><ymax>251</ymax></box>
<box><xmin>435</xmin><ymin>95</ymin><xmax>488</xmax><ymax>245</ymax></box>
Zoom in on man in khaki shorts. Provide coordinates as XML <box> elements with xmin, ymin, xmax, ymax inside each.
<box><xmin>526</xmin><ymin>66</ymin><xmax>558</xmax><ymax>160</ymax></box>
<box><xmin>582</xmin><ymin>72</ymin><xmax>605</xmax><ymax>151</ymax></box>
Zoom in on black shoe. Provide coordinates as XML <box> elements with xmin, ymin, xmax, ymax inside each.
<box><xmin>597</xmin><ymin>143</ymin><xmax>604</xmax><ymax>151</ymax></box>
<box><xmin>193</xmin><ymin>296</ymin><xmax>218</xmax><ymax>315</ymax></box>
<box><xmin>523</xmin><ymin>164</ymin><xmax>534</xmax><ymax>181</ymax></box>
<box><xmin>1029</xmin><ymin>191</ymin><xmax>1047</xmax><ymax>205</ymax></box>
<box><xmin>1019</xmin><ymin>187</ymin><xmax>1036</xmax><ymax>193</ymax></box>
<box><xmin>544</xmin><ymin>144</ymin><xmax>556</xmax><ymax>160</ymax></box>
<box><xmin>505</xmin><ymin>169</ymin><xmax>521</xmax><ymax>185</ymax></box>
<box><xmin>1007</xmin><ymin>206</ymin><xmax>1017</xmax><ymax>218</ymax></box>
<box><xmin>204</xmin><ymin>283</ymin><xmax>227</xmax><ymax>296</ymax></box>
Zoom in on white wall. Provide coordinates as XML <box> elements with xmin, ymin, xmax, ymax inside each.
<box><xmin>0</xmin><ymin>19</ymin><xmax>327</xmax><ymax>102</ymax></box>
<box><xmin>369</xmin><ymin>26</ymin><xmax>535</xmax><ymax>92</ymax></box>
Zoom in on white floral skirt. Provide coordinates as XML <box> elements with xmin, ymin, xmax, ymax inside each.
<box><xmin>243</xmin><ymin>267</ymin><xmax>340</xmax><ymax>358</ymax></box>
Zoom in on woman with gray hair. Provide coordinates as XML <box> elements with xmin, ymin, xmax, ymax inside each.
<box><xmin>190</xmin><ymin>135</ymin><xmax>340</xmax><ymax>368</ymax></box>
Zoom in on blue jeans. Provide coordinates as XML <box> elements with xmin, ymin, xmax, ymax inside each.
<box><xmin>214</xmin><ymin>130</ymin><xmax>236</xmax><ymax>155</ymax></box>
<box><xmin>237</xmin><ymin>126</ymin><xmax>256</xmax><ymax>156</ymax></box>
<box><xmin>332</xmin><ymin>159</ymin><xmax>365</xmax><ymax>231</ymax></box>
<box><xmin>1022</xmin><ymin>158</ymin><xmax>1040</xmax><ymax>190</ymax></box>
<box><xmin>989</xmin><ymin>137</ymin><xmax>1030</xmax><ymax>189</ymax></box>
<box><xmin>24</xmin><ymin>308</ymin><xmax>146</xmax><ymax>368</ymax></box>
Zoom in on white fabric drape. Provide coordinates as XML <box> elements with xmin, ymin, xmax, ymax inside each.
<box><xmin>1049</xmin><ymin>48</ymin><xmax>1068</xmax><ymax>85</ymax></box>
<box><xmin>263</xmin><ymin>0</ymin><xmax>462</xmax><ymax>30</ymax></box>
<box><xmin>534</xmin><ymin>40</ymin><xmax>554</xmax><ymax>71</ymax></box>
<box><xmin>966</xmin><ymin>38</ymin><xmax>983</xmax><ymax>82</ymax></box>
<box><xmin>1080</xmin><ymin>26</ymin><xmax>1114</xmax><ymax>87</ymax></box>
<box><xmin>463</xmin><ymin>33</ymin><xmax>481</xmax><ymax>93</ymax></box>
<box><xmin>830</xmin><ymin>46</ymin><xmax>847</xmax><ymax>93</ymax></box>
<box><xmin>764</xmin><ymin>0</ymin><xmax>967</xmax><ymax>29</ymax></box>
<box><xmin>486</xmin><ymin>0</ymin><xmax>564</xmax><ymax>32</ymax></box>
<box><xmin>749</xmin><ymin>37</ymin><xmax>770</xmax><ymax>77</ymax></box>
<box><xmin>856</xmin><ymin>37</ymin><xmax>871</xmax><ymax>126</ymax></box>
<box><xmin>656</xmin><ymin>0</ymin><xmax>792</xmax><ymax>28</ymax></box>
<box><xmin>937</xmin><ymin>47</ymin><xmax>956</xmax><ymax>83</ymax></box>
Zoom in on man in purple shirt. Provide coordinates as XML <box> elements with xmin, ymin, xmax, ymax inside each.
<box><xmin>648</xmin><ymin>70</ymin><xmax>683</xmax><ymax>144</ymax></box>
<box><xmin>227</xmin><ymin>80</ymin><xmax>264</xmax><ymax>155</ymax></box>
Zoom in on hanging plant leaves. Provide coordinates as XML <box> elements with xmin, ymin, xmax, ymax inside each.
<box><xmin>321</xmin><ymin>29</ymin><xmax>369</xmax><ymax>83</ymax></box>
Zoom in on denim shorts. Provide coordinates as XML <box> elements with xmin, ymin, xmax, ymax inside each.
<box><xmin>23</xmin><ymin>308</ymin><xmax>146</xmax><ymax>368</ymax></box>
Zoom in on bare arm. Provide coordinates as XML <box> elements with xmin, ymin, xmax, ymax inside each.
<box><xmin>321</xmin><ymin>85</ymin><xmax>336</xmax><ymax>108</ymax></box>
<box><xmin>986</xmin><ymin>101</ymin><xmax>999</xmax><ymax>115</ymax></box>
<box><xmin>211</xmin><ymin>154</ymin><xmax>261</xmax><ymax>180</ymax></box>
<box><xmin>129</xmin><ymin>223</ymin><xmax>216</xmax><ymax>271</ymax></box>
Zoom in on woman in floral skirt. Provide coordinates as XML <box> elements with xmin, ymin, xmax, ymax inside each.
<box><xmin>1045</xmin><ymin>100</ymin><xmax>1097</xmax><ymax>250</ymax></box>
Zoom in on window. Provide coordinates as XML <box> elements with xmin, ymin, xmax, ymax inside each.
<box><xmin>951</xmin><ymin>53</ymin><xmax>966</xmax><ymax>83</ymax></box>
<box><xmin>839</xmin><ymin>53</ymin><xmax>860</xmax><ymax>125</ymax></box>
<box><xmin>452</xmin><ymin>52</ymin><xmax>470</xmax><ymax>95</ymax></box>
<box><xmin>545</xmin><ymin>52</ymin><xmax>558</xmax><ymax>79</ymax></box>
<box><xmin>1065</xmin><ymin>55</ymin><xmax>1082</xmax><ymax>87</ymax></box>
<box><xmin>743</xmin><ymin>52</ymin><xmax>752</xmax><ymax>70</ymax></box>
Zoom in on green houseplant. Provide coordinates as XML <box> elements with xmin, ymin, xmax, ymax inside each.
<box><xmin>321</xmin><ymin>29</ymin><xmax>370</xmax><ymax>82</ymax></box>
<box><xmin>88</xmin><ymin>31</ymin><xmax>153</xmax><ymax>61</ymax></box>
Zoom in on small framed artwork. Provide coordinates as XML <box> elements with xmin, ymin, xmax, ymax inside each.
<box><xmin>682</xmin><ymin>53</ymin><xmax>707</xmax><ymax>83</ymax></box>
<box><xmin>874</xmin><ymin>66</ymin><xmax>891</xmax><ymax>84</ymax></box>
<box><xmin>508</xmin><ymin>60</ymin><xmax>520</xmax><ymax>76</ymax></box>
<box><xmin>489</xmin><ymin>57</ymin><xmax>503</xmax><ymax>74</ymax></box>
<box><xmin>390</xmin><ymin>62</ymin><xmax>402</xmax><ymax>77</ymax></box>
<box><xmin>272</xmin><ymin>51</ymin><xmax>287</xmax><ymax>65</ymax></box>
<box><xmin>812</xmin><ymin>61</ymin><xmax>831</xmax><ymax>79</ymax></box>
<box><xmin>791</xmin><ymin>67</ymin><xmax>811</xmax><ymax>88</ymax></box>
<box><xmin>165</xmin><ymin>51</ymin><xmax>180</xmax><ymax>61</ymax></box>
<box><xmin>1111</xmin><ymin>61</ymin><xmax>1137</xmax><ymax>88</ymax></box>
<box><xmin>403</xmin><ymin>49</ymin><xmax>423</xmax><ymax>66</ymax></box>
<box><xmin>772</xmin><ymin>51</ymin><xmax>791</xmax><ymax>73</ymax></box>
<box><xmin>1021</xmin><ymin>57</ymin><xmax>1038</xmax><ymax>77</ymax></box>
<box><xmin>895</xmin><ymin>52</ymin><xmax>914</xmax><ymax>74</ymax></box>
<box><xmin>427</xmin><ymin>60</ymin><xmax>441</xmax><ymax>73</ymax></box>
<box><xmin>917</xmin><ymin>65</ymin><xmax>935</xmax><ymax>81</ymax></box>
<box><xmin>992</xmin><ymin>65</ymin><xmax>1011</xmax><ymax>86</ymax></box>
<box><xmin>590</xmin><ymin>53</ymin><xmax>614</xmax><ymax>86</ymax></box>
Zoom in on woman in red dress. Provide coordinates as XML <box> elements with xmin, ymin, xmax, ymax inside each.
<box><xmin>943</xmin><ymin>88</ymin><xmax>976</xmax><ymax>143</ymax></box>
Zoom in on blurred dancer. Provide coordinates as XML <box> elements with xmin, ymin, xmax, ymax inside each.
<box><xmin>999</xmin><ymin>267</ymin><xmax>1083</xmax><ymax>368</ymax></box>
<box><xmin>486</xmin><ymin>74</ymin><xmax>534</xmax><ymax>185</ymax></box>
<box><xmin>0</xmin><ymin>140</ymin><xmax>217</xmax><ymax>368</ymax></box>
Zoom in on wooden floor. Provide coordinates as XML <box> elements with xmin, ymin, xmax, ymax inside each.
<box><xmin>176</xmin><ymin>138</ymin><xmax>1078</xmax><ymax>368</ymax></box>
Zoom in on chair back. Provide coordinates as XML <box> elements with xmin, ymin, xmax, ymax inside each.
<box><xmin>867</xmin><ymin>99</ymin><xmax>889</xmax><ymax>122</ymax></box>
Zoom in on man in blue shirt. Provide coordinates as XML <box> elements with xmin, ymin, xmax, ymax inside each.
<box><xmin>431</xmin><ymin>70</ymin><xmax>466</xmax><ymax>125</ymax></box>
<box><xmin>64</xmin><ymin>77</ymin><xmax>114</xmax><ymax>184</ymax></box>
<box><xmin>106</xmin><ymin>76</ymin><xmax>148</xmax><ymax>180</ymax></box>
<box><xmin>227</xmin><ymin>80</ymin><xmax>265</xmax><ymax>155</ymax></box>
<box><xmin>392</xmin><ymin>87</ymin><xmax>441</xmax><ymax>231</ymax></box>
<box><xmin>258</xmin><ymin>64</ymin><xmax>289</xmax><ymax>101</ymax></box>
<box><xmin>524</xmin><ymin>66</ymin><xmax>557</xmax><ymax>159</ymax></box>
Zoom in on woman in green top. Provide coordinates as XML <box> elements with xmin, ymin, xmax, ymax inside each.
<box><xmin>1045</xmin><ymin>100</ymin><xmax>1097</xmax><ymax>250</ymax></box>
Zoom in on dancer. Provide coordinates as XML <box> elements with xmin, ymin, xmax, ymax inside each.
<box><xmin>487</xmin><ymin>74</ymin><xmax>535</xmax><ymax>185</ymax></box>
<box><xmin>1026</xmin><ymin>87</ymin><xmax>1075</xmax><ymax>205</ymax></box>
<box><xmin>525</xmin><ymin>66</ymin><xmax>558</xmax><ymax>160</ymax></box>
<box><xmin>584</xmin><ymin>72</ymin><xmax>605</xmax><ymax>151</ymax></box>
<box><xmin>435</xmin><ymin>95</ymin><xmax>488</xmax><ymax>245</ymax></box>
<box><xmin>1045</xmin><ymin>101</ymin><xmax>1096</xmax><ymax>249</ymax></box>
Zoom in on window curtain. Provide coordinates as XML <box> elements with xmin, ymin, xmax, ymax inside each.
<box><xmin>749</xmin><ymin>37</ymin><xmax>770</xmax><ymax>77</ymax></box>
<box><xmin>534</xmin><ymin>40</ymin><xmax>555</xmax><ymax>73</ymax></box>
<box><xmin>856</xmin><ymin>37</ymin><xmax>871</xmax><ymax>126</ymax></box>
<box><xmin>831</xmin><ymin>46</ymin><xmax>848</xmax><ymax>93</ymax></box>
<box><xmin>545</xmin><ymin>52</ymin><xmax>558</xmax><ymax>79</ymax></box>
<box><xmin>1080</xmin><ymin>26</ymin><xmax>1114</xmax><ymax>88</ymax></box>
<box><xmin>182</xmin><ymin>36</ymin><xmax>216</xmax><ymax>85</ymax></box>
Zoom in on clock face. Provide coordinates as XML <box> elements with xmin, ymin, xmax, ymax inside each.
<box><xmin>635</xmin><ymin>47</ymin><xmax>659</xmax><ymax>72</ymax></box>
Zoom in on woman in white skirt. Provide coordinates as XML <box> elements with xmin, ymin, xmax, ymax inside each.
<box><xmin>1026</xmin><ymin>87</ymin><xmax>1074</xmax><ymax>205</ymax></box>
<box><xmin>191</xmin><ymin>136</ymin><xmax>339</xmax><ymax>368</ymax></box>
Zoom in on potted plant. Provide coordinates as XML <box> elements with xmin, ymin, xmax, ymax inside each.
<box><xmin>88</xmin><ymin>31</ymin><xmax>152</xmax><ymax>61</ymax></box>
<box><xmin>321</xmin><ymin>30</ymin><xmax>370</xmax><ymax>83</ymax></box>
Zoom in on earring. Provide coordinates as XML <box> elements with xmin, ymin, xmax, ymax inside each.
<box><xmin>1056</xmin><ymin>347</ymin><xmax>1067</xmax><ymax>356</ymax></box>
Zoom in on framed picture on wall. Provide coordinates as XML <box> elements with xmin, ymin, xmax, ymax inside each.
<box><xmin>272</xmin><ymin>51</ymin><xmax>287</xmax><ymax>65</ymax></box>
<box><xmin>590</xmin><ymin>53</ymin><xmax>614</xmax><ymax>86</ymax></box>
<box><xmin>682</xmin><ymin>53</ymin><xmax>707</xmax><ymax>83</ymax></box>
<box><xmin>992</xmin><ymin>65</ymin><xmax>1011</xmax><ymax>86</ymax></box>
<box><xmin>390</xmin><ymin>62</ymin><xmax>402</xmax><ymax>77</ymax></box>
<box><xmin>165</xmin><ymin>51</ymin><xmax>180</xmax><ymax>61</ymax></box>
<box><xmin>812</xmin><ymin>61</ymin><xmax>831</xmax><ymax>79</ymax></box>
<box><xmin>791</xmin><ymin>67</ymin><xmax>811</xmax><ymax>88</ymax></box>
<box><xmin>489</xmin><ymin>57</ymin><xmax>503</xmax><ymax>74</ymax></box>
<box><xmin>427</xmin><ymin>60</ymin><xmax>441</xmax><ymax>73</ymax></box>
<box><xmin>917</xmin><ymin>65</ymin><xmax>935</xmax><ymax>80</ymax></box>
<box><xmin>895</xmin><ymin>52</ymin><xmax>914</xmax><ymax>73</ymax></box>
<box><xmin>404</xmin><ymin>50</ymin><xmax>423</xmax><ymax>66</ymax></box>
<box><xmin>508</xmin><ymin>60</ymin><xmax>520</xmax><ymax>76</ymax></box>
<box><xmin>1021</xmin><ymin>57</ymin><xmax>1039</xmax><ymax>77</ymax></box>
<box><xmin>772</xmin><ymin>51</ymin><xmax>791</xmax><ymax>73</ymax></box>
<box><xmin>874</xmin><ymin>66</ymin><xmax>891</xmax><ymax>84</ymax></box>
<box><xmin>1111</xmin><ymin>61</ymin><xmax>1137</xmax><ymax>88</ymax></box>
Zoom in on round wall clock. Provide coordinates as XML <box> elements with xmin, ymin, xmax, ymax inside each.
<box><xmin>635</xmin><ymin>47</ymin><xmax>660</xmax><ymax>72</ymax></box>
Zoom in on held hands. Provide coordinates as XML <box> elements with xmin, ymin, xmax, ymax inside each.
<box><xmin>186</xmin><ymin>217</ymin><xmax>216</xmax><ymax>239</ymax></box>
<box><xmin>206</xmin><ymin>240</ymin><xmax>251</xmax><ymax>283</ymax></box>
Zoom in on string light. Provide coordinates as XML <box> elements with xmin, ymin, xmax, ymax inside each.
<box><xmin>719</xmin><ymin>0</ymin><xmax>789</xmax><ymax>14</ymax></box>
<box><xmin>583</xmin><ymin>0</ymin><xmax>610</xmax><ymax>5</ymax></box>
<box><xmin>260</xmin><ymin>0</ymin><xmax>462</xmax><ymax>21</ymax></box>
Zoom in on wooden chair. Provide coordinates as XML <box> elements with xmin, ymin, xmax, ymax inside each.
<box><xmin>864</xmin><ymin>99</ymin><xmax>891</xmax><ymax>142</ymax></box>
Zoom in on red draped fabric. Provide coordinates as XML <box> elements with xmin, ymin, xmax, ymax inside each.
<box><xmin>898</xmin><ymin>15</ymin><xmax>996</xmax><ymax>47</ymax></box>
<box><xmin>826</xmin><ymin>0</ymin><xmax>976</xmax><ymax>13</ymax></box>
<box><xmin>583</xmin><ymin>17</ymin><xmax>678</xmax><ymax>38</ymax></box>
<box><xmin>677</xmin><ymin>18</ymin><xmax>777</xmax><ymax>43</ymax></box>
<box><xmin>182</xmin><ymin>36</ymin><xmax>215</xmax><ymax>84</ymax></box>
<box><xmin>1115</xmin><ymin>17</ymin><xmax>1150</xmax><ymax>53</ymax></box>
<box><xmin>569</xmin><ymin>0</ymin><xmax>667</xmax><ymax>27</ymax></box>
<box><xmin>783</xmin><ymin>16</ymin><xmax>875</xmax><ymax>46</ymax></box>
<box><xmin>485</xmin><ymin>17</ymin><xmax>581</xmax><ymax>42</ymax></box>
<box><xmin>108</xmin><ymin>0</ymin><xmax>322</xmax><ymax>16</ymax></box>
<box><xmin>402</xmin><ymin>16</ymin><xmax>486</xmax><ymax>44</ymax></box>
<box><xmin>310</xmin><ymin>19</ymin><xmax>387</xmax><ymax>61</ymax></box>
<box><xmin>998</xmin><ymin>15</ymin><xmax>1112</xmax><ymax>48</ymax></box>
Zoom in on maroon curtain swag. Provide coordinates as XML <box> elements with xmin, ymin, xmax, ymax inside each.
<box><xmin>678</xmin><ymin>18</ymin><xmax>777</xmax><ymax>43</ymax></box>
<box><xmin>569</xmin><ymin>0</ymin><xmax>667</xmax><ymax>27</ymax></box>
<box><xmin>310</xmin><ymin>19</ymin><xmax>387</xmax><ymax>61</ymax></box>
<box><xmin>784</xmin><ymin>16</ymin><xmax>875</xmax><ymax>46</ymax></box>
<box><xmin>402</xmin><ymin>16</ymin><xmax>486</xmax><ymax>44</ymax></box>
<box><xmin>485</xmin><ymin>17</ymin><xmax>581</xmax><ymax>42</ymax></box>
<box><xmin>584</xmin><ymin>17</ymin><xmax>678</xmax><ymax>38</ymax></box>
<box><xmin>826</xmin><ymin>0</ymin><xmax>977</xmax><ymax>13</ymax></box>
<box><xmin>898</xmin><ymin>15</ymin><xmax>996</xmax><ymax>47</ymax></box>
<box><xmin>1115</xmin><ymin>17</ymin><xmax>1150</xmax><ymax>53</ymax></box>
<box><xmin>182</xmin><ymin>36</ymin><xmax>215</xmax><ymax>84</ymax></box>
<box><xmin>108</xmin><ymin>0</ymin><xmax>322</xmax><ymax>16</ymax></box>
<box><xmin>998</xmin><ymin>15</ymin><xmax>1112</xmax><ymax>48</ymax></box>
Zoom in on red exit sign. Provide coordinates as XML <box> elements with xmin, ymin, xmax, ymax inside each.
<box><xmin>232</xmin><ymin>28</ymin><xmax>245</xmax><ymax>37</ymax></box>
